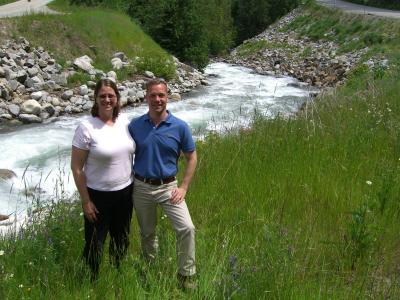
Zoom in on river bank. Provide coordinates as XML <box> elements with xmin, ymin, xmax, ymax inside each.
<box><xmin>222</xmin><ymin>6</ymin><xmax>389</xmax><ymax>90</ymax></box>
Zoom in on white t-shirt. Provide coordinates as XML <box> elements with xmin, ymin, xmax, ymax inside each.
<box><xmin>72</xmin><ymin>115</ymin><xmax>135</xmax><ymax>191</ymax></box>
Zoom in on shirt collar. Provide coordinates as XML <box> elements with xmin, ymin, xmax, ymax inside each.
<box><xmin>145</xmin><ymin>110</ymin><xmax>173</xmax><ymax>124</ymax></box>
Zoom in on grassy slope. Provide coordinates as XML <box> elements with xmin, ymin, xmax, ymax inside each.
<box><xmin>0</xmin><ymin>0</ymin><xmax>175</xmax><ymax>79</ymax></box>
<box><xmin>1</xmin><ymin>2</ymin><xmax>400</xmax><ymax>299</ymax></box>
<box><xmin>0</xmin><ymin>0</ymin><xmax>15</xmax><ymax>5</ymax></box>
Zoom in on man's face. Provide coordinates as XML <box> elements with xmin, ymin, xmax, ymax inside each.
<box><xmin>146</xmin><ymin>83</ymin><xmax>168</xmax><ymax>115</ymax></box>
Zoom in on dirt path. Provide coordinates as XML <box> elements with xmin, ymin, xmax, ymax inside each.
<box><xmin>317</xmin><ymin>0</ymin><xmax>400</xmax><ymax>18</ymax></box>
<box><xmin>0</xmin><ymin>0</ymin><xmax>58</xmax><ymax>18</ymax></box>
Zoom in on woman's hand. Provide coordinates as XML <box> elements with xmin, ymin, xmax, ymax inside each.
<box><xmin>83</xmin><ymin>201</ymin><xmax>99</xmax><ymax>223</ymax></box>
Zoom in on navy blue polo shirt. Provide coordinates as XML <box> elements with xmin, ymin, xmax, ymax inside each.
<box><xmin>128</xmin><ymin>111</ymin><xmax>195</xmax><ymax>179</ymax></box>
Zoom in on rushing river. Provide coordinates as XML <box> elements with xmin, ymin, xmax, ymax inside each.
<box><xmin>0</xmin><ymin>62</ymin><xmax>312</xmax><ymax>229</ymax></box>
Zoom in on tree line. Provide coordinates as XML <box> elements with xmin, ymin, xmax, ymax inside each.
<box><xmin>69</xmin><ymin>0</ymin><xmax>300</xmax><ymax>68</ymax></box>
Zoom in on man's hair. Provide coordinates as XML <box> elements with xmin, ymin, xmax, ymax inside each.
<box><xmin>145</xmin><ymin>78</ymin><xmax>168</xmax><ymax>93</ymax></box>
<box><xmin>91</xmin><ymin>78</ymin><xmax>121</xmax><ymax>121</ymax></box>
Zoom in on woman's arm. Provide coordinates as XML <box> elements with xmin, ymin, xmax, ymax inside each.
<box><xmin>71</xmin><ymin>146</ymin><xmax>98</xmax><ymax>222</ymax></box>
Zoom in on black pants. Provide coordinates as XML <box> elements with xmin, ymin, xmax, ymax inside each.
<box><xmin>83</xmin><ymin>183</ymin><xmax>133</xmax><ymax>278</ymax></box>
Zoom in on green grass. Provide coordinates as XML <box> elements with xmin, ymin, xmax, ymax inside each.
<box><xmin>1</xmin><ymin>0</ymin><xmax>176</xmax><ymax>80</ymax></box>
<box><xmin>0</xmin><ymin>0</ymin><xmax>15</xmax><ymax>5</ymax></box>
<box><xmin>235</xmin><ymin>40</ymin><xmax>297</xmax><ymax>57</ymax></box>
<box><xmin>282</xmin><ymin>2</ymin><xmax>400</xmax><ymax>55</ymax></box>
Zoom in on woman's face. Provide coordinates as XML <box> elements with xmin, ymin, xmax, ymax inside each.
<box><xmin>96</xmin><ymin>86</ymin><xmax>118</xmax><ymax>114</ymax></box>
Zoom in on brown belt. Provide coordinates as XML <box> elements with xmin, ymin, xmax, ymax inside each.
<box><xmin>134</xmin><ymin>174</ymin><xmax>176</xmax><ymax>185</ymax></box>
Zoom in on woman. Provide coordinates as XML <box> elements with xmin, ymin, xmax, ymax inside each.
<box><xmin>71</xmin><ymin>78</ymin><xmax>135</xmax><ymax>279</ymax></box>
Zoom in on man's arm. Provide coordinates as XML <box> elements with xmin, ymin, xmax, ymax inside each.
<box><xmin>170</xmin><ymin>150</ymin><xmax>197</xmax><ymax>204</ymax></box>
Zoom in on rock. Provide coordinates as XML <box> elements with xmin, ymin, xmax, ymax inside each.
<box><xmin>111</xmin><ymin>57</ymin><xmax>123</xmax><ymax>70</ymax></box>
<box><xmin>51</xmin><ymin>97</ymin><xmax>61</xmax><ymax>106</ymax></box>
<box><xmin>27</xmin><ymin>67</ymin><xmax>39</xmax><ymax>77</ymax></box>
<box><xmin>61</xmin><ymin>90</ymin><xmax>74</xmax><ymax>100</ymax></box>
<box><xmin>16</xmin><ymin>70</ymin><xmax>28</xmax><ymax>84</ymax></box>
<box><xmin>25</xmin><ymin>76</ymin><xmax>43</xmax><ymax>88</ymax></box>
<box><xmin>19</xmin><ymin>113</ymin><xmax>42</xmax><ymax>123</ymax></box>
<box><xmin>50</xmin><ymin>73</ymin><xmax>68</xmax><ymax>86</ymax></box>
<box><xmin>73</xmin><ymin>55</ymin><xmax>94</xmax><ymax>73</ymax></box>
<box><xmin>82</xmin><ymin>101</ymin><xmax>93</xmax><ymax>110</ymax></box>
<box><xmin>0</xmin><ymin>113</ymin><xmax>12</xmax><ymax>120</ymax></box>
<box><xmin>42</xmin><ymin>103</ymin><xmax>56</xmax><ymax>116</ymax></box>
<box><xmin>144</xmin><ymin>71</ymin><xmax>155</xmax><ymax>78</ymax></box>
<box><xmin>169</xmin><ymin>93</ymin><xmax>181</xmax><ymax>101</ymax></box>
<box><xmin>79</xmin><ymin>84</ymin><xmax>88</xmax><ymax>96</ymax></box>
<box><xmin>87</xmin><ymin>81</ymin><xmax>96</xmax><ymax>88</ymax></box>
<box><xmin>0</xmin><ymin>214</ymin><xmax>9</xmax><ymax>221</ymax></box>
<box><xmin>21</xmin><ymin>99</ymin><xmax>41</xmax><ymax>115</ymax></box>
<box><xmin>136</xmin><ymin>90</ymin><xmax>145</xmax><ymax>99</ymax></box>
<box><xmin>0</xmin><ymin>169</ymin><xmax>17</xmax><ymax>180</ymax></box>
<box><xmin>0</xmin><ymin>66</ymin><xmax>5</xmax><ymax>77</ymax></box>
<box><xmin>38</xmin><ymin>59</ymin><xmax>47</xmax><ymax>68</ymax></box>
<box><xmin>30</xmin><ymin>91</ymin><xmax>43</xmax><ymax>101</ymax></box>
<box><xmin>107</xmin><ymin>71</ymin><xmax>117</xmax><ymax>80</ymax></box>
<box><xmin>113</xmin><ymin>52</ymin><xmax>127</xmax><ymax>61</ymax></box>
<box><xmin>120</xmin><ymin>96</ymin><xmax>128</xmax><ymax>107</ymax></box>
<box><xmin>7</xmin><ymin>104</ymin><xmax>20</xmax><ymax>116</ymax></box>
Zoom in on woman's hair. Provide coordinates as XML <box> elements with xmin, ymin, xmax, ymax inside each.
<box><xmin>91</xmin><ymin>78</ymin><xmax>121</xmax><ymax>121</ymax></box>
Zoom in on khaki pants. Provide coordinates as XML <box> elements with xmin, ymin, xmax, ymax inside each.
<box><xmin>133</xmin><ymin>178</ymin><xmax>196</xmax><ymax>276</ymax></box>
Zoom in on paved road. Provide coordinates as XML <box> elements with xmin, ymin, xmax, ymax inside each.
<box><xmin>0</xmin><ymin>0</ymin><xmax>57</xmax><ymax>18</ymax></box>
<box><xmin>317</xmin><ymin>0</ymin><xmax>400</xmax><ymax>18</ymax></box>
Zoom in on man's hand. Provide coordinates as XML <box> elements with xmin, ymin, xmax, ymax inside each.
<box><xmin>170</xmin><ymin>187</ymin><xmax>187</xmax><ymax>204</ymax></box>
<box><xmin>83</xmin><ymin>201</ymin><xmax>99</xmax><ymax>223</ymax></box>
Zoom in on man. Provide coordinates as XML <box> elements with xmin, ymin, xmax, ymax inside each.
<box><xmin>128</xmin><ymin>78</ymin><xmax>197</xmax><ymax>290</ymax></box>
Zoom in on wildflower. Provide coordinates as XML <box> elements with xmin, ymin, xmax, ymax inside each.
<box><xmin>19</xmin><ymin>284</ymin><xmax>23</xmax><ymax>288</ymax></box>
<box><xmin>366</xmin><ymin>180</ymin><xmax>372</xmax><ymax>185</ymax></box>
<box><xmin>161</xmin><ymin>214</ymin><xmax>167</xmax><ymax>220</ymax></box>
<box><xmin>80</xmin><ymin>212</ymin><xmax>84</xmax><ymax>216</ymax></box>
<box><xmin>0</xmin><ymin>250</ymin><xmax>4</xmax><ymax>256</ymax></box>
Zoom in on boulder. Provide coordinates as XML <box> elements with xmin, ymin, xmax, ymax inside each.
<box><xmin>144</xmin><ymin>71</ymin><xmax>155</xmax><ymax>78</ymax></box>
<box><xmin>111</xmin><ymin>57</ymin><xmax>123</xmax><ymax>70</ymax></box>
<box><xmin>30</xmin><ymin>91</ymin><xmax>43</xmax><ymax>101</ymax></box>
<box><xmin>7</xmin><ymin>104</ymin><xmax>20</xmax><ymax>116</ymax></box>
<box><xmin>19</xmin><ymin>113</ymin><xmax>42</xmax><ymax>123</ymax></box>
<box><xmin>107</xmin><ymin>71</ymin><xmax>117</xmax><ymax>80</ymax></box>
<box><xmin>169</xmin><ymin>93</ymin><xmax>181</xmax><ymax>101</ymax></box>
<box><xmin>113</xmin><ymin>52</ymin><xmax>127</xmax><ymax>61</ymax></box>
<box><xmin>79</xmin><ymin>84</ymin><xmax>88</xmax><ymax>96</ymax></box>
<box><xmin>61</xmin><ymin>90</ymin><xmax>74</xmax><ymax>100</ymax></box>
<box><xmin>21</xmin><ymin>99</ymin><xmax>41</xmax><ymax>115</ymax></box>
<box><xmin>73</xmin><ymin>55</ymin><xmax>94</xmax><ymax>73</ymax></box>
<box><xmin>0</xmin><ymin>214</ymin><xmax>9</xmax><ymax>221</ymax></box>
<box><xmin>42</xmin><ymin>103</ymin><xmax>56</xmax><ymax>116</ymax></box>
<box><xmin>0</xmin><ymin>169</ymin><xmax>17</xmax><ymax>180</ymax></box>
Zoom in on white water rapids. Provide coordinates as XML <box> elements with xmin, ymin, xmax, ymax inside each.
<box><xmin>0</xmin><ymin>62</ymin><xmax>313</xmax><ymax>231</ymax></box>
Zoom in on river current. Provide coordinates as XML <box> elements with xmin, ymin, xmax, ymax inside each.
<box><xmin>0</xmin><ymin>62</ymin><xmax>312</xmax><ymax>230</ymax></box>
